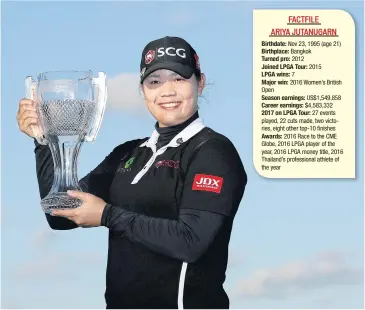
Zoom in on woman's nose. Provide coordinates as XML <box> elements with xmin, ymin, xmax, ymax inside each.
<box><xmin>160</xmin><ymin>81</ymin><xmax>177</xmax><ymax>97</ymax></box>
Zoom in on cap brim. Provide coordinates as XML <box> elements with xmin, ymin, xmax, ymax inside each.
<box><xmin>140</xmin><ymin>62</ymin><xmax>194</xmax><ymax>83</ymax></box>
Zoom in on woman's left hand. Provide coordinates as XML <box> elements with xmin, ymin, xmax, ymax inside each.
<box><xmin>51</xmin><ymin>190</ymin><xmax>107</xmax><ymax>228</ymax></box>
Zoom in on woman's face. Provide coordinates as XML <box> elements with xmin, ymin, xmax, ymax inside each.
<box><xmin>141</xmin><ymin>69</ymin><xmax>205</xmax><ymax>127</ymax></box>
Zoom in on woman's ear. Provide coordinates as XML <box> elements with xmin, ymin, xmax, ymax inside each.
<box><xmin>198</xmin><ymin>73</ymin><xmax>206</xmax><ymax>96</ymax></box>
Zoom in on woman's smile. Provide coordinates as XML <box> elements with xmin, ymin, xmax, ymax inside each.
<box><xmin>158</xmin><ymin>101</ymin><xmax>182</xmax><ymax>109</ymax></box>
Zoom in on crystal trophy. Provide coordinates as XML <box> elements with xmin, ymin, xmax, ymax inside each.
<box><xmin>25</xmin><ymin>70</ymin><xmax>107</xmax><ymax>213</ymax></box>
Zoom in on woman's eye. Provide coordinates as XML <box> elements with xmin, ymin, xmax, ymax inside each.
<box><xmin>149</xmin><ymin>80</ymin><xmax>160</xmax><ymax>84</ymax></box>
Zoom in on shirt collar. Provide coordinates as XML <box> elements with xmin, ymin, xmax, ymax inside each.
<box><xmin>139</xmin><ymin>118</ymin><xmax>205</xmax><ymax>149</ymax></box>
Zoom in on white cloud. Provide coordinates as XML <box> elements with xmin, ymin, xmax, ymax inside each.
<box><xmin>231</xmin><ymin>251</ymin><xmax>363</xmax><ymax>299</ymax></box>
<box><xmin>1</xmin><ymin>298</ymin><xmax>20</xmax><ymax>309</ymax></box>
<box><xmin>15</xmin><ymin>254</ymin><xmax>69</xmax><ymax>279</ymax></box>
<box><xmin>31</xmin><ymin>227</ymin><xmax>59</xmax><ymax>250</ymax></box>
<box><xmin>15</xmin><ymin>251</ymin><xmax>105</xmax><ymax>280</ymax></box>
<box><xmin>228</xmin><ymin>249</ymin><xmax>244</xmax><ymax>269</ymax></box>
<box><xmin>313</xmin><ymin>298</ymin><xmax>334</xmax><ymax>309</ymax></box>
<box><xmin>105</xmin><ymin>73</ymin><xmax>146</xmax><ymax>113</ymax></box>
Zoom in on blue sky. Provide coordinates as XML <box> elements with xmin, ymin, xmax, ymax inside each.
<box><xmin>1</xmin><ymin>1</ymin><xmax>364</xmax><ymax>309</ymax></box>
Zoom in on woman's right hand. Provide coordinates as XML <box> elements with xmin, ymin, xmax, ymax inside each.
<box><xmin>16</xmin><ymin>98</ymin><xmax>43</xmax><ymax>138</ymax></box>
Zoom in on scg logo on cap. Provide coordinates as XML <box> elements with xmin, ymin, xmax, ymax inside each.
<box><xmin>157</xmin><ymin>47</ymin><xmax>186</xmax><ymax>58</ymax></box>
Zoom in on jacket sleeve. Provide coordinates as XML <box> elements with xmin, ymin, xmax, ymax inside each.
<box><xmin>34</xmin><ymin>139</ymin><xmax>126</xmax><ymax>230</ymax></box>
<box><xmin>101</xmin><ymin>139</ymin><xmax>247</xmax><ymax>263</ymax></box>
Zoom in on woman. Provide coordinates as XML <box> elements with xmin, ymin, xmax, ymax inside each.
<box><xmin>17</xmin><ymin>36</ymin><xmax>247</xmax><ymax>309</ymax></box>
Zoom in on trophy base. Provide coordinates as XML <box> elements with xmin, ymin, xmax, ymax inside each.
<box><xmin>41</xmin><ymin>193</ymin><xmax>82</xmax><ymax>214</ymax></box>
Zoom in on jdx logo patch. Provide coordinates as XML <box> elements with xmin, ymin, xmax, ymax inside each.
<box><xmin>192</xmin><ymin>174</ymin><xmax>223</xmax><ymax>193</ymax></box>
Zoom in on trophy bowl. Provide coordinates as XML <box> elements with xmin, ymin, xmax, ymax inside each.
<box><xmin>25</xmin><ymin>70</ymin><xmax>107</xmax><ymax>214</ymax></box>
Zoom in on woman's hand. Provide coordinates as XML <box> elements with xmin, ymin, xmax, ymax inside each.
<box><xmin>16</xmin><ymin>98</ymin><xmax>43</xmax><ymax>138</ymax></box>
<box><xmin>51</xmin><ymin>191</ymin><xmax>107</xmax><ymax>228</ymax></box>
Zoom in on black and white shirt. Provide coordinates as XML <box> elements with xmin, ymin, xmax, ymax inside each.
<box><xmin>34</xmin><ymin>111</ymin><xmax>248</xmax><ymax>309</ymax></box>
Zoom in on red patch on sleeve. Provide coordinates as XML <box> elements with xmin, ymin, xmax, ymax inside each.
<box><xmin>192</xmin><ymin>174</ymin><xmax>223</xmax><ymax>193</ymax></box>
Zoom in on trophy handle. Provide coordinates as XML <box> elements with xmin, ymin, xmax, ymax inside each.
<box><xmin>25</xmin><ymin>76</ymin><xmax>48</xmax><ymax>145</ymax></box>
<box><xmin>85</xmin><ymin>72</ymin><xmax>107</xmax><ymax>142</ymax></box>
